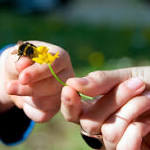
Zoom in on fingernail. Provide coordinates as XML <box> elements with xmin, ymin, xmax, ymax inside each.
<box><xmin>75</xmin><ymin>77</ymin><xmax>89</xmax><ymax>85</ymax></box>
<box><xmin>126</xmin><ymin>78</ymin><xmax>144</xmax><ymax>90</ymax></box>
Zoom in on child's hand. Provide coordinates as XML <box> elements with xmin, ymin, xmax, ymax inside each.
<box><xmin>0</xmin><ymin>41</ymin><xmax>74</xmax><ymax>122</ymax></box>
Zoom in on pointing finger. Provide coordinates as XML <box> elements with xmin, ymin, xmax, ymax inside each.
<box><xmin>66</xmin><ymin>69</ymin><xmax>131</xmax><ymax>97</ymax></box>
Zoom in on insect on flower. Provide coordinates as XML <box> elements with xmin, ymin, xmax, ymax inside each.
<box><xmin>16</xmin><ymin>41</ymin><xmax>59</xmax><ymax>65</ymax></box>
<box><xmin>15</xmin><ymin>41</ymin><xmax>93</xmax><ymax>100</ymax></box>
<box><xmin>17</xmin><ymin>41</ymin><xmax>37</xmax><ymax>60</ymax></box>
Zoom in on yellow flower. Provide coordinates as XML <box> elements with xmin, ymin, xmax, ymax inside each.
<box><xmin>32</xmin><ymin>46</ymin><xmax>59</xmax><ymax>64</ymax></box>
<box><xmin>31</xmin><ymin>45</ymin><xmax>93</xmax><ymax>101</ymax></box>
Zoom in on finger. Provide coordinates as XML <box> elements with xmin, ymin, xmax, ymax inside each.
<box><xmin>80</xmin><ymin>78</ymin><xmax>145</xmax><ymax>135</ymax></box>
<box><xmin>66</xmin><ymin>69</ymin><xmax>132</xmax><ymax>97</ymax></box>
<box><xmin>18</xmin><ymin>63</ymin><xmax>51</xmax><ymax>84</ymax></box>
<box><xmin>10</xmin><ymin>95</ymin><xmax>24</xmax><ymax>109</ymax></box>
<box><xmin>101</xmin><ymin>92</ymin><xmax>150</xmax><ymax>150</ymax></box>
<box><xmin>10</xmin><ymin>94</ymin><xmax>60</xmax><ymax>122</ymax></box>
<box><xmin>16</xmin><ymin>56</ymin><xmax>34</xmax><ymax>72</ymax></box>
<box><xmin>7</xmin><ymin>78</ymin><xmax>60</xmax><ymax>97</ymax></box>
<box><xmin>7</xmin><ymin>69</ymin><xmax>71</xmax><ymax>96</ymax></box>
<box><xmin>116</xmin><ymin>117</ymin><xmax>150</xmax><ymax>150</ymax></box>
<box><xmin>18</xmin><ymin>42</ymin><xmax>70</xmax><ymax>85</ymax></box>
<box><xmin>7</xmin><ymin>80</ymin><xmax>33</xmax><ymax>96</ymax></box>
<box><xmin>23</xmin><ymin>103</ymin><xmax>55</xmax><ymax>122</ymax></box>
<box><xmin>22</xmin><ymin>94</ymin><xmax>60</xmax><ymax>112</ymax></box>
<box><xmin>3</xmin><ymin>44</ymin><xmax>34</xmax><ymax>80</ymax></box>
<box><xmin>8</xmin><ymin>40</ymin><xmax>62</xmax><ymax>73</ymax></box>
<box><xmin>61</xmin><ymin>86</ymin><xmax>82</xmax><ymax>123</ymax></box>
<box><xmin>4</xmin><ymin>45</ymin><xmax>19</xmax><ymax>79</ymax></box>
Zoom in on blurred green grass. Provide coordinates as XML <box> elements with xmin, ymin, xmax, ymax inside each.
<box><xmin>1</xmin><ymin>8</ymin><xmax>150</xmax><ymax>150</ymax></box>
<box><xmin>1</xmin><ymin>9</ymin><xmax>150</xmax><ymax>73</ymax></box>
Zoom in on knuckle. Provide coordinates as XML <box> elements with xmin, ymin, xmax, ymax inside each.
<box><xmin>87</xmin><ymin>71</ymin><xmax>110</xmax><ymax>89</ymax></box>
<box><xmin>131</xmin><ymin>68</ymin><xmax>144</xmax><ymax>79</ymax></box>
<box><xmin>18</xmin><ymin>87</ymin><xmax>25</xmax><ymax>95</ymax></box>
<box><xmin>62</xmin><ymin>111</ymin><xmax>78</xmax><ymax>123</ymax></box>
<box><xmin>62</xmin><ymin>50</ymin><xmax>71</xmax><ymax>64</ymax></box>
<box><xmin>19</xmin><ymin>86</ymin><xmax>32</xmax><ymax>96</ymax></box>
<box><xmin>62</xmin><ymin>49</ymin><xmax>69</xmax><ymax>58</ymax></box>
<box><xmin>61</xmin><ymin>107</ymin><xmax>76</xmax><ymax>123</ymax></box>
<box><xmin>101</xmin><ymin>123</ymin><xmax>120</xmax><ymax>144</ymax></box>
<box><xmin>57</xmin><ymin>47</ymin><xmax>70</xmax><ymax>61</ymax></box>
<box><xmin>88</xmin><ymin>71</ymin><xmax>106</xmax><ymax>80</ymax></box>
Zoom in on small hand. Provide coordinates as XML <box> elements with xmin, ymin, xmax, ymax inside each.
<box><xmin>0</xmin><ymin>41</ymin><xmax>74</xmax><ymax>122</ymax></box>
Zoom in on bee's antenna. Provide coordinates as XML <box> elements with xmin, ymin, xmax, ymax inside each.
<box><xmin>17</xmin><ymin>40</ymin><xmax>23</xmax><ymax>45</ymax></box>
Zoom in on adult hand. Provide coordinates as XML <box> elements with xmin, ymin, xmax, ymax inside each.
<box><xmin>61</xmin><ymin>67</ymin><xmax>150</xmax><ymax>150</ymax></box>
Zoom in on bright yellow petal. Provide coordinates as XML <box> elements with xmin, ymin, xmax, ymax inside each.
<box><xmin>32</xmin><ymin>46</ymin><xmax>59</xmax><ymax>64</ymax></box>
<box><xmin>54</xmin><ymin>52</ymin><xmax>59</xmax><ymax>58</ymax></box>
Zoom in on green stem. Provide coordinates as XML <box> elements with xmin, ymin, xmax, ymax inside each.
<box><xmin>79</xmin><ymin>93</ymin><xmax>94</xmax><ymax>100</ymax></box>
<box><xmin>48</xmin><ymin>64</ymin><xmax>94</xmax><ymax>101</ymax></box>
<box><xmin>48</xmin><ymin>64</ymin><xmax>66</xmax><ymax>86</ymax></box>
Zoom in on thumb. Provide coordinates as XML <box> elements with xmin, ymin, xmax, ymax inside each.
<box><xmin>3</xmin><ymin>45</ymin><xmax>33</xmax><ymax>80</ymax></box>
<box><xmin>66</xmin><ymin>69</ymin><xmax>132</xmax><ymax>97</ymax></box>
<box><xmin>1</xmin><ymin>45</ymin><xmax>19</xmax><ymax>80</ymax></box>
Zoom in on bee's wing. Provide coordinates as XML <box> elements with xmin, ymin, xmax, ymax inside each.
<box><xmin>11</xmin><ymin>49</ymin><xmax>18</xmax><ymax>55</ymax></box>
<box><xmin>17</xmin><ymin>40</ymin><xmax>24</xmax><ymax>46</ymax></box>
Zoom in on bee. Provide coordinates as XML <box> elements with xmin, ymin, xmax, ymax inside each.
<box><xmin>17</xmin><ymin>41</ymin><xmax>37</xmax><ymax>60</ymax></box>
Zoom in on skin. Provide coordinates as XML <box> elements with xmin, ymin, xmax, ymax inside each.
<box><xmin>0</xmin><ymin>41</ymin><xmax>74</xmax><ymax>123</ymax></box>
<box><xmin>61</xmin><ymin>67</ymin><xmax>150</xmax><ymax>150</ymax></box>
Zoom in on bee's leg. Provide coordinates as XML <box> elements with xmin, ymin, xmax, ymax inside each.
<box><xmin>17</xmin><ymin>55</ymin><xmax>22</xmax><ymax>61</ymax></box>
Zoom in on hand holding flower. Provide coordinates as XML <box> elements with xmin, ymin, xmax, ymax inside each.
<box><xmin>3</xmin><ymin>41</ymin><xmax>74</xmax><ymax>122</ymax></box>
